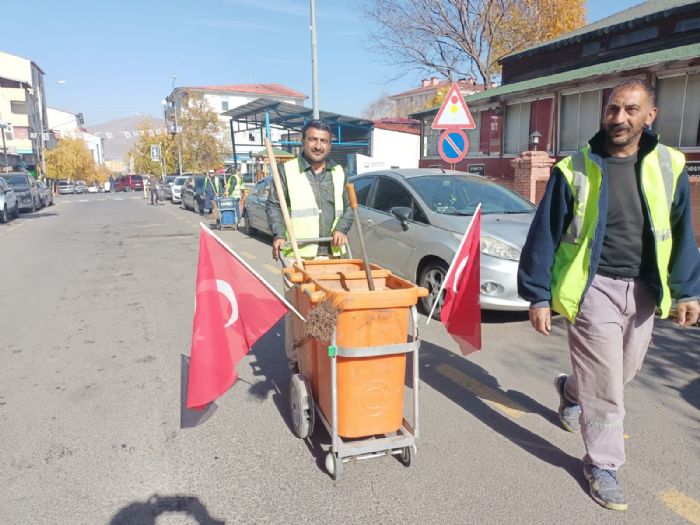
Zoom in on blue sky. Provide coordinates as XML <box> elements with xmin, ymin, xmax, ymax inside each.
<box><xmin>2</xmin><ymin>0</ymin><xmax>642</xmax><ymax>126</ymax></box>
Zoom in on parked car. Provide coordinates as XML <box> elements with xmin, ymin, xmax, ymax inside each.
<box><xmin>160</xmin><ymin>175</ymin><xmax>177</xmax><ymax>200</ymax></box>
<box><xmin>170</xmin><ymin>175</ymin><xmax>188</xmax><ymax>204</ymax></box>
<box><xmin>0</xmin><ymin>176</ymin><xmax>20</xmax><ymax>223</ymax></box>
<box><xmin>74</xmin><ymin>180</ymin><xmax>87</xmax><ymax>194</ymax></box>
<box><xmin>36</xmin><ymin>180</ymin><xmax>54</xmax><ymax>207</ymax></box>
<box><xmin>114</xmin><ymin>175</ymin><xmax>144</xmax><ymax>192</ymax></box>
<box><xmin>87</xmin><ymin>184</ymin><xmax>100</xmax><ymax>193</ymax></box>
<box><xmin>347</xmin><ymin>169</ymin><xmax>536</xmax><ymax>317</ymax></box>
<box><xmin>2</xmin><ymin>172</ymin><xmax>40</xmax><ymax>213</ymax></box>
<box><xmin>241</xmin><ymin>176</ymin><xmax>273</xmax><ymax>237</ymax></box>
<box><xmin>57</xmin><ymin>180</ymin><xmax>75</xmax><ymax>194</ymax></box>
<box><xmin>180</xmin><ymin>175</ymin><xmax>208</xmax><ymax>214</ymax></box>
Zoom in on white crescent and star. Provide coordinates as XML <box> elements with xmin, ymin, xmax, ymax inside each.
<box><xmin>196</xmin><ymin>278</ymin><xmax>239</xmax><ymax>328</ymax></box>
<box><xmin>452</xmin><ymin>256</ymin><xmax>469</xmax><ymax>293</ymax></box>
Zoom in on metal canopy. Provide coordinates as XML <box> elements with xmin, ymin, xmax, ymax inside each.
<box><xmin>222</xmin><ymin>97</ymin><xmax>374</xmax><ymax>135</ymax></box>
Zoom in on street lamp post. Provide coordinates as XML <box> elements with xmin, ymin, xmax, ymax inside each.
<box><xmin>310</xmin><ymin>0</ymin><xmax>320</xmax><ymax>119</ymax></box>
<box><xmin>161</xmin><ymin>99</ymin><xmax>183</xmax><ymax>176</ymax></box>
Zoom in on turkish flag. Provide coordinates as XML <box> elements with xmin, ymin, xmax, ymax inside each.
<box><xmin>440</xmin><ymin>207</ymin><xmax>482</xmax><ymax>354</ymax></box>
<box><xmin>187</xmin><ymin>224</ymin><xmax>290</xmax><ymax>409</ymax></box>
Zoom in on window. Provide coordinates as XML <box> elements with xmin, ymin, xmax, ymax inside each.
<box><xmin>1</xmin><ymin>124</ymin><xmax>13</xmax><ymax>141</ymax></box>
<box><xmin>423</xmin><ymin>120</ymin><xmax>440</xmax><ymax>157</ymax></box>
<box><xmin>10</xmin><ymin>101</ymin><xmax>27</xmax><ymax>114</ymax></box>
<box><xmin>352</xmin><ymin>176</ymin><xmax>374</xmax><ymax>206</ymax></box>
<box><xmin>609</xmin><ymin>27</ymin><xmax>658</xmax><ymax>49</ymax></box>
<box><xmin>221</xmin><ymin>100</ymin><xmax>229</xmax><ymax>112</ymax></box>
<box><xmin>466</xmin><ymin>110</ymin><xmax>481</xmax><ymax>155</ymax></box>
<box><xmin>371</xmin><ymin>177</ymin><xmax>427</xmax><ymax>223</ymax></box>
<box><xmin>504</xmin><ymin>102</ymin><xmax>531</xmax><ymax>154</ymax></box>
<box><xmin>655</xmin><ymin>73</ymin><xmax>700</xmax><ymax>149</ymax></box>
<box><xmin>676</xmin><ymin>17</ymin><xmax>700</xmax><ymax>32</ymax></box>
<box><xmin>559</xmin><ymin>89</ymin><xmax>602</xmax><ymax>152</ymax></box>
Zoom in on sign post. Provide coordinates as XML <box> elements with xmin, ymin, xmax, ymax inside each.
<box><xmin>432</xmin><ymin>83</ymin><xmax>476</xmax><ymax>166</ymax></box>
<box><xmin>150</xmin><ymin>144</ymin><xmax>161</xmax><ymax>162</ymax></box>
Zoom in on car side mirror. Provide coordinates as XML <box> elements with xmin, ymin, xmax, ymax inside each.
<box><xmin>391</xmin><ymin>206</ymin><xmax>413</xmax><ymax>231</ymax></box>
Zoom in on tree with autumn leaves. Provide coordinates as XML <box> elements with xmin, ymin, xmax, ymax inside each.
<box><xmin>45</xmin><ymin>137</ymin><xmax>96</xmax><ymax>182</ymax></box>
<box><xmin>364</xmin><ymin>0</ymin><xmax>586</xmax><ymax>89</ymax></box>
<box><xmin>130</xmin><ymin>94</ymin><xmax>229</xmax><ymax>177</ymax></box>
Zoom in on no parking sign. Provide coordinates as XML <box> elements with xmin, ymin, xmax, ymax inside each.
<box><xmin>432</xmin><ymin>83</ymin><xmax>476</xmax><ymax>165</ymax></box>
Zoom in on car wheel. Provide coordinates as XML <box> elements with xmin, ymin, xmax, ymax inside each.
<box><xmin>0</xmin><ymin>205</ymin><xmax>7</xmax><ymax>223</ymax></box>
<box><xmin>242</xmin><ymin>212</ymin><xmax>256</xmax><ymax>236</ymax></box>
<box><xmin>12</xmin><ymin>202</ymin><xmax>19</xmax><ymax>218</ymax></box>
<box><xmin>419</xmin><ymin>260</ymin><xmax>449</xmax><ymax>319</ymax></box>
<box><xmin>194</xmin><ymin>200</ymin><xmax>201</xmax><ymax>215</ymax></box>
<box><xmin>31</xmin><ymin>199</ymin><xmax>36</xmax><ymax>213</ymax></box>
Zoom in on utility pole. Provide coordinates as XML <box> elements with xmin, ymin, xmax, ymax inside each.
<box><xmin>310</xmin><ymin>0</ymin><xmax>320</xmax><ymax>119</ymax></box>
<box><xmin>0</xmin><ymin>121</ymin><xmax>8</xmax><ymax>171</ymax></box>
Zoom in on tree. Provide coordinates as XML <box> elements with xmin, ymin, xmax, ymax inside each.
<box><xmin>45</xmin><ymin>137</ymin><xmax>95</xmax><ymax>182</ymax></box>
<box><xmin>130</xmin><ymin>120</ymin><xmax>178</xmax><ymax>177</ymax></box>
<box><xmin>362</xmin><ymin>93</ymin><xmax>398</xmax><ymax>120</ymax></box>
<box><xmin>363</xmin><ymin>0</ymin><xmax>585</xmax><ymax>88</ymax></box>
<box><xmin>179</xmin><ymin>93</ymin><xmax>229</xmax><ymax>173</ymax></box>
<box><xmin>93</xmin><ymin>164</ymin><xmax>113</xmax><ymax>186</ymax></box>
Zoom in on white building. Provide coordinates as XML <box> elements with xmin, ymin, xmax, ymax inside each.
<box><xmin>47</xmin><ymin>107</ymin><xmax>105</xmax><ymax>165</ymax></box>
<box><xmin>163</xmin><ymin>83</ymin><xmax>307</xmax><ymax>168</ymax></box>
<box><xmin>0</xmin><ymin>50</ymin><xmax>48</xmax><ymax>173</ymax></box>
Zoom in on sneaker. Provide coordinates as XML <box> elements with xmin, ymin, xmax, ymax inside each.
<box><xmin>583</xmin><ymin>464</ymin><xmax>628</xmax><ymax>511</ymax></box>
<box><xmin>554</xmin><ymin>374</ymin><xmax>581</xmax><ymax>432</ymax></box>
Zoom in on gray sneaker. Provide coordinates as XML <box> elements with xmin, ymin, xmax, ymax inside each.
<box><xmin>583</xmin><ymin>464</ymin><xmax>628</xmax><ymax>511</ymax></box>
<box><xmin>554</xmin><ymin>374</ymin><xmax>580</xmax><ymax>432</ymax></box>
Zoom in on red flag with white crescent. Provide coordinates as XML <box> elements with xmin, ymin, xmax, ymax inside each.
<box><xmin>187</xmin><ymin>224</ymin><xmax>296</xmax><ymax>409</ymax></box>
<box><xmin>440</xmin><ymin>207</ymin><xmax>482</xmax><ymax>354</ymax></box>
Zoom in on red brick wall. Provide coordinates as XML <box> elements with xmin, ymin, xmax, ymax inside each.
<box><xmin>690</xmin><ymin>177</ymin><xmax>700</xmax><ymax>246</ymax></box>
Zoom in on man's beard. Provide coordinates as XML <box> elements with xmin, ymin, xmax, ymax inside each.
<box><xmin>606</xmin><ymin>124</ymin><xmax>641</xmax><ymax>147</ymax></box>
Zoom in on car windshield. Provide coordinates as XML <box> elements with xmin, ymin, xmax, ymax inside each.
<box><xmin>194</xmin><ymin>177</ymin><xmax>205</xmax><ymax>189</ymax></box>
<box><xmin>174</xmin><ymin>176</ymin><xmax>187</xmax><ymax>185</ymax></box>
<box><xmin>3</xmin><ymin>175</ymin><xmax>29</xmax><ymax>189</ymax></box>
<box><xmin>408</xmin><ymin>175</ymin><xmax>536</xmax><ymax>215</ymax></box>
<box><xmin>164</xmin><ymin>176</ymin><xmax>177</xmax><ymax>184</ymax></box>
<box><xmin>58</xmin><ymin>181</ymin><xmax>71</xmax><ymax>186</ymax></box>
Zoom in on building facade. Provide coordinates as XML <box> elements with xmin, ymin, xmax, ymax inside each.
<box><xmin>47</xmin><ymin>107</ymin><xmax>104</xmax><ymax>165</ymax></box>
<box><xmin>413</xmin><ymin>0</ymin><xmax>700</xmax><ymax>241</ymax></box>
<box><xmin>163</xmin><ymin>83</ymin><xmax>307</xmax><ymax>168</ymax></box>
<box><xmin>0</xmin><ymin>51</ymin><xmax>49</xmax><ymax>174</ymax></box>
<box><xmin>390</xmin><ymin>77</ymin><xmax>483</xmax><ymax>118</ymax></box>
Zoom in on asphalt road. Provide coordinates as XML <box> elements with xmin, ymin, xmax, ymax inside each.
<box><xmin>1</xmin><ymin>192</ymin><xmax>699</xmax><ymax>525</ymax></box>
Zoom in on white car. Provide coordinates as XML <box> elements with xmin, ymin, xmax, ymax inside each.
<box><xmin>170</xmin><ymin>175</ymin><xmax>188</xmax><ymax>204</ymax></box>
<box><xmin>87</xmin><ymin>185</ymin><xmax>99</xmax><ymax>193</ymax></box>
<box><xmin>0</xmin><ymin>176</ymin><xmax>20</xmax><ymax>222</ymax></box>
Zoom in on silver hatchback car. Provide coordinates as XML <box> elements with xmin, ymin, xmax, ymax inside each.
<box><xmin>347</xmin><ymin>169</ymin><xmax>536</xmax><ymax>318</ymax></box>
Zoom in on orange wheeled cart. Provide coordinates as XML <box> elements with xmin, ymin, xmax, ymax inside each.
<box><xmin>282</xmin><ymin>247</ymin><xmax>427</xmax><ymax>480</ymax></box>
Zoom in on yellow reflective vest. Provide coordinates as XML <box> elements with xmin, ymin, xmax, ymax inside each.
<box><xmin>226</xmin><ymin>172</ymin><xmax>242</xmax><ymax>199</ymax></box>
<box><xmin>551</xmin><ymin>144</ymin><xmax>685</xmax><ymax>322</ymax></box>
<box><xmin>282</xmin><ymin>159</ymin><xmax>346</xmax><ymax>258</ymax></box>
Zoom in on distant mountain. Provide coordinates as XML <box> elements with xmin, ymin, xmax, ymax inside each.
<box><xmin>86</xmin><ymin>114</ymin><xmax>162</xmax><ymax>162</ymax></box>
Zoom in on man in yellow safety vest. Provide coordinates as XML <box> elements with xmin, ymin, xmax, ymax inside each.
<box><xmin>265</xmin><ymin>119</ymin><xmax>354</xmax><ymax>374</ymax></box>
<box><xmin>518</xmin><ymin>80</ymin><xmax>700</xmax><ymax>511</ymax></box>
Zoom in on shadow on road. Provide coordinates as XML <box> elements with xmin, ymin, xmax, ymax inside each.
<box><xmin>179</xmin><ymin>355</ymin><xmax>218</xmax><ymax>428</ymax></box>
<box><xmin>418</xmin><ymin>340</ymin><xmax>586</xmax><ymax>488</ymax></box>
<box><xmin>642</xmin><ymin>319</ymin><xmax>700</xmax><ymax>413</ymax></box>
<box><xmin>109</xmin><ymin>494</ymin><xmax>225</xmax><ymax>524</ymax></box>
<box><xmin>246</xmin><ymin>319</ymin><xmax>329</xmax><ymax>473</ymax></box>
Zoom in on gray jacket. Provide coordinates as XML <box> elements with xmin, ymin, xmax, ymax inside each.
<box><xmin>265</xmin><ymin>155</ymin><xmax>354</xmax><ymax>255</ymax></box>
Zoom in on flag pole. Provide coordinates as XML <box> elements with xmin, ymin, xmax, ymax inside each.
<box><xmin>426</xmin><ymin>203</ymin><xmax>481</xmax><ymax>324</ymax></box>
<box><xmin>199</xmin><ymin>223</ymin><xmax>306</xmax><ymax>322</ymax></box>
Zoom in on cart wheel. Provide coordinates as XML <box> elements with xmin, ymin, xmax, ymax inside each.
<box><xmin>325</xmin><ymin>452</ymin><xmax>343</xmax><ymax>480</ymax></box>
<box><xmin>289</xmin><ymin>374</ymin><xmax>313</xmax><ymax>439</ymax></box>
<box><xmin>400</xmin><ymin>445</ymin><xmax>416</xmax><ymax>467</ymax></box>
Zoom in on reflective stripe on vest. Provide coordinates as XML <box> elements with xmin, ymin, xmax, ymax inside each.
<box><xmin>205</xmin><ymin>176</ymin><xmax>221</xmax><ymax>193</ymax></box>
<box><xmin>283</xmin><ymin>159</ymin><xmax>345</xmax><ymax>258</ymax></box>
<box><xmin>551</xmin><ymin>144</ymin><xmax>685</xmax><ymax>322</ymax></box>
<box><xmin>228</xmin><ymin>173</ymin><xmax>242</xmax><ymax>199</ymax></box>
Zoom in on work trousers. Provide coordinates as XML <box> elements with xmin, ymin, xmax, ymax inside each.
<box><xmin>563</xmin><ymin>273</ymin><xmax>656</xmax><ymax>470</ymax></box>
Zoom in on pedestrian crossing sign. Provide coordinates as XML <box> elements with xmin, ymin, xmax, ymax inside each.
<box><xmin>432</xmin><ymin>83</ymin><xmax>476</xmax><ymax>130</ymax></box>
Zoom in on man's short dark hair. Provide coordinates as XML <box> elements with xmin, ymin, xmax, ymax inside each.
<box><xmin>302</xmin><ymin>119</ymin><xmax>332</xmax><ymax>140</ymax></box>
<box><xmin>609</xmin><ymin>79</ymin><xmax>656</xmax><ymax>106</ymax></box>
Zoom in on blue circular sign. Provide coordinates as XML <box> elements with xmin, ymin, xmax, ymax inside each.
<box><xmin>438</xmin><ymin>129</ymin><xmax>469</xmax><ymax>164</ymax></box>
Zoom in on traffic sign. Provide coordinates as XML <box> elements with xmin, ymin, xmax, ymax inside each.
<box><xmin>438</xmin><ymin>129</ymin><xmax>468</xmax><ymax>164</ymax></box>
<box><xmin>150</xmin><ymin>144</ymin><xmax>161</xmax><ymax>162</ymax></box>
<box><xmin>432</xmin><ymin>83</ymin><xmax>476</xmax><ymax>130</ymax></box>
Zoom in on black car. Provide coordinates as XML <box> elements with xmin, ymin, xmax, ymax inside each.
<box><xmin>2</xmin><ymin>172</ymin><xmax>40</xmax><ymax>212</ymax></box>
<box><xmin>241</xmin><ymin>177</ymin><xmax>273</xmax><ymax>236</ymax></box>
<box><xmin>180</xmin><ymin>175</ymin><xmax>207</xmax><ymax>214</ymax></box>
